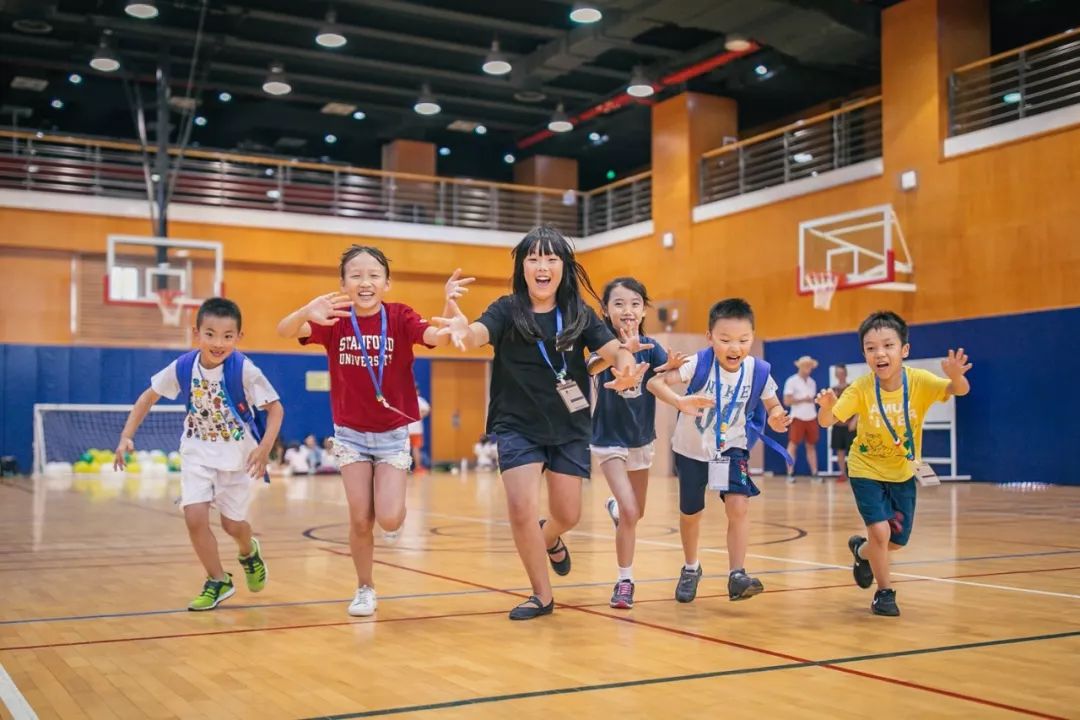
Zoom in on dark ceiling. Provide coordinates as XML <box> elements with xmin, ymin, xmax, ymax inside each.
<box><xmin>0</xmin><ymin>0</ymin><xmax>1075</xmax><ymax>189</ymax></box>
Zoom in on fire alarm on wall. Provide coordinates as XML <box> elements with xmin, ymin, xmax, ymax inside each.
<box><xmin>661</xmin><ymin>231</ymin><xmax>675</xmax><ymax>248</ymax></box>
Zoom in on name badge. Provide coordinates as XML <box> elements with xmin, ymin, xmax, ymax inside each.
<box><xmin>556</xmin><ymin>379</ymin><xmax>590</xmax><ymax>413</ymax></box>
<box><xmin>618</xmin><ymin>384</ymin><xmax>643</xmax><ymax>399</ymax></box>
<box><xmin>914</xmin><ymin>461</ymin><xmax>940</xmax><ymax>487</ymax></box>
<box><xmin>707</xmin><ymin>453</ymin><xmax>731</xmax><ymax>492</ymax></box>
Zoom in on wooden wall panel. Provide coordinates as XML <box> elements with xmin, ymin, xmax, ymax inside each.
<box><xmin>430</xmin><ymin>359</ymin><xmax>488</xmax><ymax>464</ymax></box>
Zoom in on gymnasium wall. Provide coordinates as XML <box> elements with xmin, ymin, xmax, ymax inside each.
<box><xmin>0</xmin><ymin>342</ymin><xmax>431</xmax><ymax>475</ymax></box>
<box><xmin>760</xmin><ymin>306</ymin><xmax>1080</xmax><ymax>485</ymax></box>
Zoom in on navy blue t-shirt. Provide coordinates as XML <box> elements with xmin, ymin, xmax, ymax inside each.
<box><xmin>591</xmin><ymin>337</ymin><xmax>667</xmax><ymax>449</ymax></box>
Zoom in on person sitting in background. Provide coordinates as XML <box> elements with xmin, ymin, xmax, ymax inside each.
<box><xmin>268</xmin><ymin>438</ymin><xmax>287</xmax><ymax>475</ymax></box>
<box><xmin>474</xmin><ymin>434</ymin><xmax>498</xmax><ymax>471</ymax></box>
<box><xmin>317</xmin><ymin>437</ymin><xmax>339</xmax><ymax>474</ymax></box>
<box><xmin>283</xmin><ymin>442</ymin><xmax>311</xmax><ymax>475</ymax></box>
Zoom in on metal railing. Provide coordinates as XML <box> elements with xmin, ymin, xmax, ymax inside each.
<box><xmin>582</xmin><ymin>171</ymin><xmax>652</xmax><ymax>236</ymax></box>
<box><xmin>0</xmin><ymin>130</ymin><xmax>653</xmax><ymax>237</ymax></box>
<box><xmin>949</xmin><ymin>29</ymin><xmax>1080</xmax><ymax>136</ymax></box>
<box><xmin>698</xmin><ymin>96</ymin><xmax>882</xmax><ymax>205</ymax></box>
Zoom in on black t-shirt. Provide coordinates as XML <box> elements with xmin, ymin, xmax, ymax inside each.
<box><xmin>479</xmin><ymin>294</ymin><xmax>614</xmax><ymax>446</ymax></box>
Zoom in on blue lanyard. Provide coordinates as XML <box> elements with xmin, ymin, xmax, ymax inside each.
<box><xmin>713</xmin><ymin>358</ymin><xmax>745</xmax><ymax>451</ymax></box>
<box><xmin>875</xmin><ymin>368</ymin><xmax>914</xmax><ymax>461</ymax></box>
<box><xmin>536</xmin><ymin>308</ymin><xmax>569</xmax><ymax>382</ymax></box>
<box><xmin>349</xmin><ymin>304</ymin><xmax>389</xmax><ymax>406</ymax></box>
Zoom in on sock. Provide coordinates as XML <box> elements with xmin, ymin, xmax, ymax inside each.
<box><xmin>857</xmin><ymin>541</ymin><xmax>869</xmax><ymax>560</ymax></box>
<box><xmin>729</xmin><ymin>568</ymin><xmax>745</xmax><ymax>576</ymax></box>
<box><xmin>617</xmin><ymin>565</ymin><xmax>633</xmax><ymax>581</ymax></box>
<box><xmin>684</xmin><ymin>560</ymin><xmax>700</xmax><ymax>572</ymax></box>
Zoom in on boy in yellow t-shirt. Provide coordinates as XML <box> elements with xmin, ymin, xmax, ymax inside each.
<box><xmin>816</xmin><ymin>311</ymin><xmax>971</xmax><ymax>617</ymax></box>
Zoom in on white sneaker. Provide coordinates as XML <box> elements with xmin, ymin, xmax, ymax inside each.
<box><xmin>812</xmin><ymin>475</ymin><xmax>824</xmax><ymax>484</ymax></box>
<box><xmin>382</xmin><ymin>529</ymin><xmax>400</xmax><ymax>544</ymax></box>
<box><xmin>348</xmin><ymin>585</ymin><xmax>377</xmax><ymax>616</ymax></box>
<box><xmin>605</xmin><ymin>496</ymin><xmax>620</xmax><ymax>528</ymax></box>
<box><xmin>786</xmin><ymin>475</ymin><xmax>796</xmax><ymax>484</ymax></box>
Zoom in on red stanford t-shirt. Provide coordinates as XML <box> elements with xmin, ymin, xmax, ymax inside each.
<box><xmin>301</xmin><ymin>302</ymin><xmax>431</xmax><ymax>432</ymax></box>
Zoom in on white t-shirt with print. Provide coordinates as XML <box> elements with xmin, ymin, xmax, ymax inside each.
<box><xmin>783</xmin><ymin>373</ymin><xmax>818</xmax><ymax>421</ymax></box>
<box><xmin>151</xmin><ymin>355</ymin><xmax>279</xmax><ymax>470</ymax></box>
<box><xmin>671</xmin><ymin>355</ymin><xmax>778</xmax><ymax>462</ymax></box>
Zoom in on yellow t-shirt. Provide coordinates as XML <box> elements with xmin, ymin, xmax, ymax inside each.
<box><xmin>832</xmin><ymin>367</ymin><xmax>950</xmax><ymax>482</ymax></box>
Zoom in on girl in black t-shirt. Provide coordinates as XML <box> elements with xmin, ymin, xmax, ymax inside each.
<box><xmin>435</xmin><ymin>225</ymin><xmax>645</xmax><ymax>620</ymax></box>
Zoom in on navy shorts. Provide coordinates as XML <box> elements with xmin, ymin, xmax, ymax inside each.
<box><xmin>849</xmin><ymin>476</ymin><xmax>917</xmax><ymax>546</ymax></box>
<box><xmin>674</xmin><ymin>448</ymin><xmax>760</xmax><ymax>516</ymax></box>
<box><xmin>496</xmin><ymin>430</ymin><xmax>591</xmax><ymax>479</ymax></box>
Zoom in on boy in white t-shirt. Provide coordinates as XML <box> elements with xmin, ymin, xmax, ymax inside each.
<box><xmin>647</xmin><ymin>298</ymin><xmax>793</xmax><ymax>604</ymax></box>
<box><xmin>114</xmin><ymin>298</ymin><xmax>284</xmax><ymax>611</ymax></box>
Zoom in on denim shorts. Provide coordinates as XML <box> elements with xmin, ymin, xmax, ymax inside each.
<box><xmin>674</xmin><ymin>448</ymin><xmax>760</xmax><ymax>515</ymax></box>
<box><xmin>848</xmin><ymin>476</ymin><xmax>917</xmax><ymax>546</ymax></box>
<box><xmin>496</xmin><ymin>430</ymin><xmax>591</xmax><ymax>478</ymax></box>
<box><xmin>333</xmin><ymin>424</ymin><xmax>412</xmax><ymax>471</ymax></box>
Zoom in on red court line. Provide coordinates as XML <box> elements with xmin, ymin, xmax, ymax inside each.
<box><xmin>346</xmin><ymin>549</ymin><xmax>1071</xmax><ymax>719</ymax></box>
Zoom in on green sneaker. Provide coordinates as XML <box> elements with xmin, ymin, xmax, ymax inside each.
<box><xmin>238</xmin><ymin>537</ymin><xmax>268</xmax><ymax>593</ymax></box>
<box><xmin>188</xmin><ymin>574</ymin><xmax>235</xmax><ymax>611</ymax></box>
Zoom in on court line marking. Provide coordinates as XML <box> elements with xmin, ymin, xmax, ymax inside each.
<box><xmin>301</xmin><ymin>629</ymin><xmax>1080</xmax><ymax>720</ymax></box>
<box><xmin>0</xmin><ymin>661</ymin><xmax>37</xmax><ymax>720</ymax></box>
<box><xmin>423</xmin><ymin>511</ymin><xmax>1080</xmax><ymax>600</ymax></box>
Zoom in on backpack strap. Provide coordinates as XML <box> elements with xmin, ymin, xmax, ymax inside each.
<box><xmin>744</xmin><ymin>358</ymin><xmax>795</xmax><ymax>466</ymax></box>
<box><xmin>684</xmin><ymin>348</ymin><xmax>715</xmax><ymax>395</ymax></box>
<box><xmin>174</xmin><ymin>350</ymin><xmax>200</xmax><ymax>410</ymax></box>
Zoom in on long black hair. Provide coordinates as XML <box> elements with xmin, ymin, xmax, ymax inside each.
<box><xmin>600</xmin><ymin>276</ymin><xmax>650</xmax><ymax>336</ymax></box>
<box><xmin>509</xmin><ymin>225</ymin><xmax>600</xmax><ymax>351</ymax></box>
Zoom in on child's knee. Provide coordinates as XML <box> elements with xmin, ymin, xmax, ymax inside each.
<box><xmin>220</xmin><ymin>516</ymin><xmax>248</xmax><ymax>537</ymax></box>
<box><xmin>724</xmin><ymin>497</ymin><xmax>749</xmax><ymax>520</ymax></box>
<box><xmin>619</xmin><ymin>500</ymin><xmax>642</xmax><ymax>526</ymax></box>
<box><xmin>888</xmin><ymin>541</ymin><xmax>905</xmax><ymax>551</ymax></box>
<box><xmin>550</xmin><ymin>504</ymin><xmax>580</xmax><ymax>528</ymax></box>
<box><xmin>867</xmin><ymin>522</ymin><xmax>891</xmax><ymax>544</ymax></box>
<box><xmin>350</xmin><ymin>514</ymin><xmax>375</xmax><ymax>536</ymax></box>
<box><xmin>183</xmin><ymin>503</ymin><xmax>210</xmax><ymax>529</ymax></box>
<box><xmin>377</xmin><ymin>509</ymin><xmax>406</xmax><ymax>533</ymax></box>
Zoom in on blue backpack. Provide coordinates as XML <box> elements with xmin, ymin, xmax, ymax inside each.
<box><xmin>175</xmin><ymin>349</ymin><xmax>268</xmax><ymax>452</ymax></box>
<box><xmin>685</xmin><ymin>348</ymin><xmax>794</xmax><ymax>465</ymax></box>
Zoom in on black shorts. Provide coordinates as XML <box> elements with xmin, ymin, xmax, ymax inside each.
<box><xmin>496</xmin><ymin>430</ymin><xmax>591</xmax><ymax>479</ymax></box>
<box><xmin>831</xmin><ymin>424</ymin><xmax>855</xmax><ymax>452</ymax></box>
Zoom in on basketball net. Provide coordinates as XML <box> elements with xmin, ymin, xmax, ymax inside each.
<box><xmin>155</xmin><ymin>290</ymin><xmax>187</xmax><ymax>327</ymax></box>
<box><xmin>805</xmin><ymin>272</ymin><xmax>839</xmax><ymax>311</ymax></box>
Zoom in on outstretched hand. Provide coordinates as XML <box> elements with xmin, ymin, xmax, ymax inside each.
<box><xmin>941</xmin><ymin>347</ymin><xmax>972</xmax><ymax>380</ymax></box>
<box><xmin>603</xmin><ymin>362</ymin><xmax>649</xmax><ymax>392</ymax></box>
<box><xmin>431</xmin><ymin>299</ymin><xmax>471</xmax><ymax>351</ymax></box>
<box><xmin>445</xmin><ymin>268</ymin><xmax>476</xmax><ymax>302</ymax></box>
<box><xmin>654</xmin><ymin>348</ymin><xmax>690</xmax><ymax>374</ymax></box>
<box><xmin>617</xmin><ymin>324</ymin><xmax>654</xmax><ymax>354</ymax></box>
<box><xmin>768</xmin><ymin>409</ymin><xmax>794</xmax><ymax>433</ymax></box>
<box><xmin>815</xmin><ymin>388</ymin><xmax>838</xmax><ymax>411</ymax></box>
<box><xmin>675</xmin><ymin>394</ymin><xmax>715</xmax><ymax>417</ymax></box>
<box><xmin>305</xmin><ymin>292</ymin><xmax>352</xmax><ymax>326</ymax></box>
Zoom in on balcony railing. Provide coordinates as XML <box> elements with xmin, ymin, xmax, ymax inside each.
<box><xmin>0</xmin><ymin>130</ymin><xmax>652</xmax><ymax>238</ymax></box>
<box><xmin>949</xmin><ymin>29</ymin><xmax>1080</xmax><ymax>136</ymax></box>
<box><xmin>698</xmin><ymin>96</ymin><xmax>882</xmax><ymax>205</ymax></box>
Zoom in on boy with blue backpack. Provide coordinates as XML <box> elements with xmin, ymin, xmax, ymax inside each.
<box><xmin>114</xmin><ymin>298</ymin><xmax>284</xmax><ymax>611</ymax></box>
<box><xmin>647</xmin><ymin>298</ymin><xmax>793</xmax><ymax>603</ymax></box>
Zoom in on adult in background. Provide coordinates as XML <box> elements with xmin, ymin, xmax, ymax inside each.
<box><xmin>784</xmin><ymin>355</ymin><xmax>820</xmax><ymax>483</ymax></box>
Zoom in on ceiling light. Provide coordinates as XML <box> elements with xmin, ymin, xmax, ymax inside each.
<box><xmin>792</xmin><ymin>152</ymin><xmax>813</xmax><ymax>163</ymax></box>
<box><xmin>194</xmin><ymin>116</ymin><xmax>207</xmax><ymax>126</ymax></box>
<box><xmin>218</xmin><ymin>91</ymin><xmax>232</xmax><ymax>102</ymax></box>
<box><xmin>438</xmin><ymin>146</ymin><xmax>451</xmax><ymax>156</ymax></box>
<box><xmin>50</xmin><ymin>99</ymin><xmax>64</xmax><ymax>109</ymax></box>
<box><xmin>352</xmin><ymin>110</ymin><xmax>366</xmax><ymax>120</ymax></box>
<box><xmin>588</xmin><ymin>131</ymin><xmax>600</xmax><ymax>142</ymax></box>
<box><xmin>547</xmin><ymin>103</ymin><xmax>573</xmax><ymax>133</ymax></box>
<box><xmin>414</xmin><ymin>84</ymin><xmax>440</xmax><ymax>115</ymax></box>
<box><xmin>569</xmin><ymin>2</ymin><xmax>602</xmax><ymax>23</ymax></box>
<box><xmin>68</xmin><ymin>73</ymin><xmax>82</xmax><ymax>85</ymax></box>
<box><xmin>754</xmin><ymin>64</ymin><xmax>769</xmax><ymax>76</ymax></box>
<box><xmin>1002</xmin><ymin>91</ymin><xmax>1022</xmax><ymax>104</ymax></box>
<box><xmin>606</xmin><ymin>170</ymin><xmax>616</xmax><ymax>180</ymax></box>
<box><xmin>627</xmin><ymin>66</ymin><xmax>654</xmax><ymax>98</ymax></box>
<box><xmin>724</xmin><ymin>34</ymin><xmax>752</xmax><ymax>52</ymax></box>
<box><xmin>266</xmin><ymin>189</ymin><xmax>281</xmax><ymax>200</ymax></box>
<box><xmin>124</xmin><ymin>1</ymin><xmax>159</xmax><ymax>20</ymax></box>
<box><xmin>482</xmin><ymin>40</ymin><xmax>512</xmax><ymax>76</ymax></box>
<box><xmin>12</xmin><ymin>19</ymin><xmax>53</xmax><ymax>34</ymax></box>
<box><xmin>474</xmin><ymin>124</ymin><xmax>487</xmax><ymax>135</ymax></box>
<box><xmin>315</xmin><ymin>9</ymin><xmax>347</xmax><ymax>48</ymax></box>
<box><xmin>90</xmin><ymin>35</ymin><xmax>120</xmax><ymax>73</ymax></box>
<box><xmin>325</xmin><ymin>134</ymin><xmax>337</xmax><ymax>144</ymax></box>
<box><xmin>262</xmin><ymin>62</ymin><xmax>292</xmax><ymax>95</ymax></box>
<box><xmin>503</xmin><ymin>153</ymin><xmax>515</xmax><ymax>164</ymax></box>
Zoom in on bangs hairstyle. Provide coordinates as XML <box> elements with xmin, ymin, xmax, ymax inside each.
<box><xmin>339</xmin><ymin>245</ymin><xmax>391</xmax><ymax>279</ymax></box>
<box><xmin>600</xmin><ymin>276</ymin><xmax>650</xmax><ymax>335</ymax></box>
<box><xmin>858</xmin><ymin>310</ymin><xmax>909</xmax><ymax>346</ymax></box>
<box><xmin>196</xmin><ymin>297</ymin><xmax>242</xmax><ymax>331</ymax></box>
<box><xmin>708</xmin><ymin>297</ymin><xmax>755</xmax><ymax>330</ymax></box>
<box><xmin>509</xmin><ymin>225</ymin><xmax>600</xmax><ymax>350</ymax></box>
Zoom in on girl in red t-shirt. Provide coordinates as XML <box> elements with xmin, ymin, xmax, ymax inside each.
<box><xmin>278</xmin><ymin>245</ymin><xmax>471</xmax><ymax>617</ymax></box>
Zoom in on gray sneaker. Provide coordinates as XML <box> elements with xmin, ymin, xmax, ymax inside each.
<box><xmin>728</xmin><ymin>569</ymin><xmax>764</xmax><ymax>601</ymax></box>
<box><xmin>675</xmin><ymin>565</ymin><xmax>703</xmax><ymax>603</ymax></box>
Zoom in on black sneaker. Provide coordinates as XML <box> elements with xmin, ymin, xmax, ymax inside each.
<box><xmin>871</xmin><ymin>588</ymin><xmax>900</xmax><ymax>616</ymax></box>
<box><xmin>848</xmin><ymin>535</ymin><xmax>874</xmax><ymax>589</ymax></box>
<box><xmin>728</xmin><ymin>569</ymin><xmax>764</xmax><ymax>601</ymax></box>
<box><xmin>509</xmin><ymin>595</ymin><xmax>555</xmax><ymax>620</ymax></box>
<box><xmin>675</xmin><ymin>565</ymin><xmax>702</xmax><ymax>603</ymax></box>
<box><xmin>610</xmin><ymin>579</ymin><xmax>634</xmax><ymax>609</ymax></box>
<box><xmin>539</xmin><ymin>519</ymin><xmax>571</xmax><ymax>576</ymax></box>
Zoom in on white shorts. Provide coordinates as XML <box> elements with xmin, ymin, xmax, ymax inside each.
<box><xmin>180</xmin><ymin>463</ymin><xmax>253</xmax><ymax>521</ymax></box>
<box><xmin>590</xmin><ymin>442</ymin><xmax>655</xmax><ymax>472</ymax></box>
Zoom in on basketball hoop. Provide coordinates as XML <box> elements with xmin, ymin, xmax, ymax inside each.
<box><xmin>155</xmin><ymin>290</ymin><xmax>187</xmax><ymax>327</ymax></box>
<box><xmin>805</xmin><ymin>272</ymin><xmax>839</xmax><ymax>311</ymax></box>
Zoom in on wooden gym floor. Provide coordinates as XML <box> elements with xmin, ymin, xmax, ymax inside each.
<box><xmin>1</xmin><ymin>470</ymin><xmax>1078</xmax><ymax>719</ymax></box>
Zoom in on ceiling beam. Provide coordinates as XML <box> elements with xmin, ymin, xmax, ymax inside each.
<box><xmin>331</xmin><ymin>0</ymin><xmax>565</xmax><ymax>39</ymax></box>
